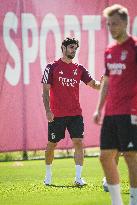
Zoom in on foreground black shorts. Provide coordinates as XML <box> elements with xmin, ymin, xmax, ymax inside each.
<box><xmin>48</xmin><ymin>116</ymin><xmax>84</xmax><ymax>143</ymax></box>
<box><xmin>100</xmin><ymin>115</ymin><xmax>137</xmax><ymax>151</ymax></box>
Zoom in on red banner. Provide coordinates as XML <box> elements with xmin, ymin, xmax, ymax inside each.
<box><xmin>0</xmin><ymin>0</ymin><xmax>137</xmax><ymax>151</ymax></box>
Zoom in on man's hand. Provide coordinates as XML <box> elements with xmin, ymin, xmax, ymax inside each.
<box><xmin>93</xmin><ymin>110</ymin><xmax>102</xmax><ymax>125</ymax></box>
<box><xmin>87</xmin><ymin>79</ymin><xmax>101</xmax><ymax>90</ymax></box>
<box><xmin>46</xmin><ymin>111</ymin><xmax>54</xmax><ymax>122</ymax></box>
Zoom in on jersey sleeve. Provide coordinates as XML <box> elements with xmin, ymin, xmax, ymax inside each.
<box><xmin>79</xmin><ymin>65</ymin><xmax>93</xmax><ymax>84</ymax></box>
<box><xmin>41</xmin><ymin>64</ymin><xmax>54</xmax><ymax>84</ymax></box>
<box><xmin>104</xmin><ymin>50</ymin><xmax>110</xmax><ymax>76</ymax></box>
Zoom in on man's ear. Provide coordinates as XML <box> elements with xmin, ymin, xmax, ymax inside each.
<box><xmin>62</xmin><ymin>45</ymin><xmax>66</xmax><ymax>51</ymax></box>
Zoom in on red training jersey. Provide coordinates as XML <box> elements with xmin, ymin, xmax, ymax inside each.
<box><xmin>41</xmin><ymin>59</ymin><xmax>92</xmax><ymax>117</ymax></box>
<box><xmin>104</xmin><ymin>36</ymin><xmax>137</xmax><ymax>116</ymax></box>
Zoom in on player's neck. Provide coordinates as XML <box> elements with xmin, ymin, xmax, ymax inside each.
<box><xmin>116</xmin><ymin>33</ymin><xmax>129</xmax><ymax>44</ymax></box>
<box><xmin>61</xmin><ymin>57</ymin><xmax>72</xmax><ymax>64</ymax></box>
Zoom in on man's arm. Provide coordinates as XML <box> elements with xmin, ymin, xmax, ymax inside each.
<box><xmin>42</xmin><ymin>84</ymin><xmax>54</xmax><ymax>122</ymax></box>
<box><xmin>93</xmin><ymin>75</ymin><xmax>109</xmax><ymax>124</ymax></box>
<box><xmin>87</xmin><ymin>75</ymin><xmax>104</xmax><ymax>90</ymax></box>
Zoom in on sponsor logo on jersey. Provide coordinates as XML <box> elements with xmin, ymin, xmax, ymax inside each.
<box><xmin>59</xmin><ymin>77</ymin><xmax>77</xmax><ymax>87</ymax></box>
<box><xmin>59</xmin><ymin>70</ymin><xmax>63</xmax><ymax>75</ymax></box>
<box><xmin>107</xmin><ymin>63</ymin><xmax>126</xmax><ymax>75</ymax></box>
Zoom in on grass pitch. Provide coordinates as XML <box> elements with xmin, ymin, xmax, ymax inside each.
<box><xmin>0</xmin><ymin>157</ymin><xmax>129</xmax><ymax>205</ymax></box>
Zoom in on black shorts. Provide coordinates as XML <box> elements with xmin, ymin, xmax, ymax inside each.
<box><xmin>100</xmin><ymin>115</ymin><xmax>137</xmax><ymax>152</ymax></box>
<box><xmin>48</xmin><ymin>116</ymin><xmax>84</xmax><ymax>143</ymax></box>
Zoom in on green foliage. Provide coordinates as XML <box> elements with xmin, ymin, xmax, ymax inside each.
<box><xmin>0</xmin><ymin>158</ymin><xmax>129</xmax><ymax>205</ymax></box>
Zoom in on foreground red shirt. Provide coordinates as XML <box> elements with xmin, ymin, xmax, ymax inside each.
<box><xmin>104</xmin><ymin>36</ymin><xmax>137</xmax><ymax>116</ymax></box>
<box><xmin>41</xmin><ymin>59</ymin><xmax>92</xmax><ymax>117</ymax></box>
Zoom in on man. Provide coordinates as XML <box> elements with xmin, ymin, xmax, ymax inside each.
<box><xmin>41</xmin><ymin>37</ymin><xmax>101</xmax><ymax>186</ymax></box>
<box><xmin>93</xmin><ymin>4</ymin><xmax>137</xmax><ymax>205</ymax></box>
<box><xmin>96</xmin><ymin>76</ymin><xmax>120</xmax><ymax>193</ymax></box>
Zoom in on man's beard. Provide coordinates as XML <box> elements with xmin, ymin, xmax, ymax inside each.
<box><xmin>67</xmin><ymin>54</ymin><xmax>74</xmax><ymax>59</ymax></box>
<box><xmin>111</xmin><ymin>32</ymin><xmax>124</xmax><ymax>41</ymax></box>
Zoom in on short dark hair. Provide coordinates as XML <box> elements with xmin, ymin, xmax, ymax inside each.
<box><xmin>103</xmin><ymin>4</ymin><xmax>128</xmax><ymax>22</ymax></box>
<box><xmin>61</xmin><ymin>37</ymin><xmax>79</xmax><ymax>50</ymax></box>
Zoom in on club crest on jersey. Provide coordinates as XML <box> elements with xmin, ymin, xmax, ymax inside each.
<box><xmin>120</xmin><ymin>50</ymin><xmax>128</xmax><ymax>61</ymax></box>
<box><xmin>73</xmin><ymin>69</ymin><xmax>78</xmax><ymax>75</ymax></box>
<box><xmin>107</xmin><ymin>54</ymin><xmax>112</xmax><ymax>59</ymax></box>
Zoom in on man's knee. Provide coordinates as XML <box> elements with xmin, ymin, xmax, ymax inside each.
<box><xmin>46</xmin><ymin>141</ymin><xmax>57</xmax><ymax>151</ymax></box>
<box><xmin>100</xmin><ymin>150</ymin><xmax>118</xmax><ymax>164</ymax></box>
<box><xmin>100</xmin><ymin>151</ymin><xmax>108</xmax><ymax>164</ymax></box>
<box><xmin>72</xmin><ymin>138</ymin><xmax>83</xmax><ymax>149</ymax></box>
<box><xmin>123</xmin><ymin>151</ymin><xmax>137</xmax><ymax>164</ymax></box>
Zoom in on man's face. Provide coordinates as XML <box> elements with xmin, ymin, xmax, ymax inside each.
<box><xmin>107</xmin><ymin>13</ymin><xmax>127</xmax><ymax>40</ymax></box>
<box><xmin>64</xmin><ymin>44</ymin><xmax>78</xmax><ymax>59</ymax></box>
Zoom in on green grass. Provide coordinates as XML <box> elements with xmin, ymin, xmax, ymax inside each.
<box><xmin>0</xmin><ymin>157</ymin><xmax>129</xmax><ymax>205</ymax></box>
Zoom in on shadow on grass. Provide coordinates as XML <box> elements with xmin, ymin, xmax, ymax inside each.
<box><xmin>45</xmin><ymin>184</ymin><xmax>87</xmax><ymax>188</ymax></box>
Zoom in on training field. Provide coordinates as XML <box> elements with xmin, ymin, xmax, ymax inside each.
<box><xmin>0</xmin><ymin>157</ymin><xmax>129</xmax><ymax>205</ymax></box>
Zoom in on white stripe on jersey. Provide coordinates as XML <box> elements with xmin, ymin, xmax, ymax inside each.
<box><xmin>43</xmin><ymin>67</ymin><xmax>50</xmax><ymax>83</ymax></box>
